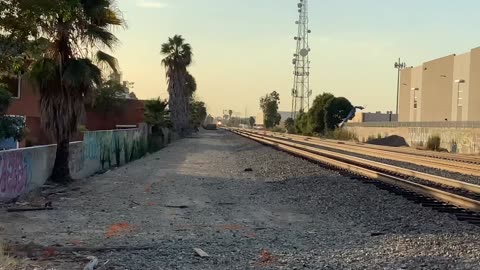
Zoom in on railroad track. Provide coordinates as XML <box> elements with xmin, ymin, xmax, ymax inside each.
<box><xmin>241</xmin><ymin>129</ymin><xmax>480</xmax><ymax>177</ymax></box>
<box><xmin>260</xmin><ymin>130</ymin><xmax>480</xmax><ymax>165</ymax></box>
<box><xmin>228</xmin><ymin>128</ymin><xmax>480</xmax><ymax>225</ymax></box>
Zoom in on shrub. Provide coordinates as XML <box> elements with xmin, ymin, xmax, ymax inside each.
<box><xmin>271</xmin><ymin>126</ymin><xmax>286</xmax><ymax>133</ymax></box>
<box><xmin>326</xmin><ymin>128</ymin><xmax>358</xmax><ymax>141</ymax></box>
<box><xmin>427</xmin><ymin>135</ymin><xmax>441</xmax><ymax>151</ymax></box>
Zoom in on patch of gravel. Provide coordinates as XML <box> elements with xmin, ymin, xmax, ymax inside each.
<box><xmin>3</xmin><ymin>130</ymin><xmax>480</xmax><ymax>270</ymax></box>
<box><xmin>105</xmin><ymin>131</ymin><xmax>480</xmax><ymax>270</ymax></box>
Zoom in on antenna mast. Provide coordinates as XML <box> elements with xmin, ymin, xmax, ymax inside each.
<box><xmin>291</xmin><ymin>0</ymin><xmax>312</xmax><ymax>119</ymax></box>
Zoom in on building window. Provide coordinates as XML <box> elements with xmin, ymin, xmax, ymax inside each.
<box><xmin>0</xmin><ymin>74</ymin><xmax>21</xmax><ymax>98</ymax></box>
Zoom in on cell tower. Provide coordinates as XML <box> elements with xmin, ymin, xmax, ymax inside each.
<box><xmin>291</xmin><ymin>0</ymin><xmax>312</xmax><ymax>119</ymax></box>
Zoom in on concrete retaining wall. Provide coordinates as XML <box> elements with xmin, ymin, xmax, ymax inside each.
<box><xmin>345</xmin><ymin>126</ymin><xmax>480</xmax><ymax>154</ymax></box>
<box><xmin>0</xmin><ymin>126</ymin><xmax>155</xmax><ymax>202</ymax></box>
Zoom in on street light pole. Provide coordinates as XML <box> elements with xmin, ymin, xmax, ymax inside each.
<box><xmin>394</xmin><ymin>58</ymin><xmax>406</xmax><ymax>115</ymax></box>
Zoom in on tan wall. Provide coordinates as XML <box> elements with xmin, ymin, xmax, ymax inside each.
<box><xmin>421</xmin><ymin>55</ymin><xmax>454</xmax><ymax>121</ymax></box>
<box><xmin>451</xmin><ymin>52</ymin><xmax>471</xmax><ymax>121</ymax></box>
<box><xmin>398</xmin><ymin>68</ymin><xmax>411</xmax><ymax>122</ymax></box>
<box><xmin>410</xmin><ymin>66</ymin><xmax>423</xmax><ymax>122</ymax></box>
<box><xmin>468</xmin><ymin>47</ymin><xmax>480</xmax><ymax>121</ymax></box>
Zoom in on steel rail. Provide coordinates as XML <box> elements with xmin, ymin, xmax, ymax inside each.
<box><xmin>230</xmin><ymin>129</ymin><xmax>480</xmax><ymax>212</ymax></box>
<box><xmin>260</xmin><ymin>130</ymin><xmax>480</xmax><ymax>164</ymax></box>
<box><xmin>247</xmin><ymin>130</ymin><xmax>480</xmax><ymax>176</ymax></box>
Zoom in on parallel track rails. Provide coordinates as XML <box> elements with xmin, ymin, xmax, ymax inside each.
<box><xmin>244</xmin><ymin>130</ymin><xmax>480</xmax><ymax>176</ymax></box>
<box><xmin>228</xmin><ymin>129</ymin><xmax>480</xmax><ymax>225</ymax></box>
<box><xmin>261</xmin><ymin>130</ymin><xmax>480</xmax><ymax>165</ymax></box>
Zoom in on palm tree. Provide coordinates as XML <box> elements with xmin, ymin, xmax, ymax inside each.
<box><xmin>161</xmin><ymin>35</ymin><xmax>192</xmax><ymax>136</ymax></box>
<box><xmin>30</xmin><ymin>0</ymin><xmax>124</xmax><ymax>183</ymax></box>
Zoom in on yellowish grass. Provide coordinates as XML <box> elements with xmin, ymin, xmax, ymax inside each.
<box><xmin>0</xmin><ymin>242</ymin><xmax>19</xmax><ymax>270</ymax></box>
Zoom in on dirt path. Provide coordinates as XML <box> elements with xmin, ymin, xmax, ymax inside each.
<box><xmin>1</xmin><ymin>130</ymin><xmax>480</xmax><ymax>269</ymax></box>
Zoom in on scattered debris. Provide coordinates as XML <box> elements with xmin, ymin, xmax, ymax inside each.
<box><xmin>193</xmin><ymin>248</ymin><xmax>209</xmax><ymax>258</ymax></box>
<box><xmin>83</xmin><ymin>256</ymin><xmax>98</xmax><ymax>270</ymax></box>
<box><xmin>164</xmin><ymin>205</ymin><xmax>189</xmax><ymax>209</ymax></box>
<box><xmin>258</xmin><ymin>249</ymin><xmax>275</xmax><ymax>265</ymax></box>
<box><xmin>7</xmin><ymin>206</ymin><xmax>54</xmax><ymax>213</ymax></box>
<box><xmin>217</xmin><ymin>202</ymin><xmax>235</xmax><ymax>206</ymax></box>
<box><xmin>105</xmin><ymin>222</ymin><xmax>134</xmax><ymax>238</ymax></box>
<box><xmin>244</xmin><ymin>168</ymin><xmax>253</xmax><ymax>172</ymax></box>
<box><xmin>6</xmin><ymin>243</ymin><xmax>167</xmax><ymax>258</ymax></box>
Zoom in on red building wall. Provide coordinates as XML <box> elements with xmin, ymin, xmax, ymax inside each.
<box><xmin>5</xmin><ymin>77</ymin><xmax>146</xmax><ymax>147</ymax></box>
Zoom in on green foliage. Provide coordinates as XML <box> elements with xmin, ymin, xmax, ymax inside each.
<box><xmin>0</xmin><ymin>84</ymin><xmax>12</xmax><ymax>115</ymax></box>
<box><xmin>307</xmin><ymin>93</ymin><xmax>334</xmax><ymax>134</ymax></box>
<box><xmin>284</xmin><ymin>117</ymin><xmax>295</xmax><ymax>133</ymax></box>
<box><xmin>325</xmin><ymin>129</ymin><xmax>358</xmax><ymax>141</ymax></box>
<box><xmin>249</xmin><ymin>116</ymin><xmax>255</xmax><ymax>127</ymax></box>
<box><xmin>144</xmin><ymin>98</ymin><xmax>171</xmax><ymax>129</ymax></box>
<box><xmin>92</xmin><ymin>79</ymin><xmax>127</xmax><ymax>113</ymax></box>
<box><xmin>271</xmin><ymin>126</ymin><xmax>286</xmax><ymax>133</ymax></box>
<box><xmin>0</xmin><ymin>116</ymin><xmax>25</xmax><ymax>140</ymax></box>
<box><xmin>294</xmin><ymin>93</ymin><xmax>353</xmax><ymax>136</ymax></box>
<box><xmin>190</xmin><ymin>99</ymin><xmax>207</xmax><ymax>127</ymax></box>
<box><xmin>294</xmin><ymin>111</ymin><xmax>312</xmax><ymax>135</ymax></box>
<box><xmin>260</xmin><ymin>91</ymin><xmax>280</xmax><ymax>129</ymax></box>
<box><xmin>324</xmin><ymin>97</ymin><xmax>354</xmax><ymax>131</ymax></box>
<box><xmin>427</xmin><ymin>135</ymin><xmax>441</xmax><ymax>151</ymax></box>
<box><xmin>0</xmin><ymin>84</ymin><xmax>24</xmax><ymax>140</ymax></box>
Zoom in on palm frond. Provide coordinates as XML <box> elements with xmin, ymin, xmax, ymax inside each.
<box><xmin>96</xmin><ymin>50</ymin><xmax>118</xmax><ymax>73</ymax></box>
<box><xmin>85</xmin><ymin>24</ymin><xmax>119</xmax><ymax>49</ymax></box>
<box><xmin>62</xmin><ymin>58</ymin><xmax>101</xmax><ymax>91</ymax></box>
<box><xmin>29</xmin><ymin>58</ymin><xmax>59</xmax><ymax>90</ymax></box>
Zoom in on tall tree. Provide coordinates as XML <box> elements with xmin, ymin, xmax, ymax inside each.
<box><xmin>27</xmin><ymin>0</ymin><xmax>124</xmax><ymax>182</ymax></box>
<box><xmin>249</xmin><ymin>116</ymin><xmax>255</xmax><ymax>127</ymax></box>
<box><xmin>228</xmin><ymin>110</ymin><xmax>233</xmax><ymax>119</ymax></box>
<box><xmin>307</xmin><ymin>93</ymin><xmax>334</xmax><ymax>134</ymax></box>
<box><xmin>260</xmin><ymin>91</ymin><xmax>280</xmax><ymax>129</ymax></box>
<box><xmin>190</xmin><ymin>100</ymin><xmax>207</xmax><ymax>127</ymax></box>
<box><xmin>161</xmin><ymin>35</ymin><xmax>192</xmax><ymax>136</ymax></box>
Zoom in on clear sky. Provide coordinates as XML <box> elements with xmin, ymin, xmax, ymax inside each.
<box><xmin>114</xmin><ymin>0</ymin><xmax>480</xmax><ymax>117</ymax></box>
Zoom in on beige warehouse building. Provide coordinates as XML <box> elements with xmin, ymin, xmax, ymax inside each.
<box><xmin>399</xmin><ymin>47</ymin><xmax>480</xmax><ymax>122</ymax></box>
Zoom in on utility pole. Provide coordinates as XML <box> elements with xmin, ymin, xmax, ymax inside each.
<box><xmin>394</xmin><ymin>58</ymin><xmax>406</xmax><ymax>115</ymax></box>
<box><xmin>291</xmin><ymin>0</ymin><xmax>312</xmax><ymax>119</ymax></box>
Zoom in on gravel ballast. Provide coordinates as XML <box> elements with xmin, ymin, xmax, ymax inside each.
<box><xmin>1</xmin><ymin>129</ymin><xmax>480</xmax><ymax>270</ymax></box>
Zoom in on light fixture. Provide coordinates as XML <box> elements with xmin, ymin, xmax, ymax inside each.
<box><xmin>455</xmin><ymin>79</ymin><xmax>465</xmax><ymax>83</ymax></box>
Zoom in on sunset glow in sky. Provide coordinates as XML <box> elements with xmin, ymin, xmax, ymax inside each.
<box><xmin>114</xmin><ymin>0</ymin><xmax>480</xmax><ymax>117</ymax></box>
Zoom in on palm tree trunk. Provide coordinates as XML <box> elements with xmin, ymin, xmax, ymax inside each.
<box><xmin>50</xmin><ymin>139</ymin><xmax>72</xmax><ymax>183</ymax></box>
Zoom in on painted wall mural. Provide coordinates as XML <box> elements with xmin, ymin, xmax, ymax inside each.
<box><xmin>0</xmin><ymin>126</ymin><xmax>153</xmax><ymax>202</ymax></box>
<box><xmin>0</xmin><ymin>150</ymin><xmax>33</xmax><ymax>200</ymax></box>
<box><xmin>83</xmin><ymin>127</ymin><xmax>148</xmax><ymax>171</ymax></box>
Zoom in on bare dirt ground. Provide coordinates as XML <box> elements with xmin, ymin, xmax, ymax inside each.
<box><xmin>1</xmin><ymin>130</ymin><xmax>480</xmax><ymax>270</ymax></box>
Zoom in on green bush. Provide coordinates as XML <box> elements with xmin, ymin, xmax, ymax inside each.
<box><xmin>427</xmin><ymin>135</ymin><xmax>441</xmax><ymax>151</ymax></box>
<box><xmin>271</xmin><ymin>126</ymin><xmax>286</xmax><ymax>133</ymax></box>
<box><xmin>325</xmin><ymin>128</ymin><xmax>358</xmax><ymax>141</ymax></box>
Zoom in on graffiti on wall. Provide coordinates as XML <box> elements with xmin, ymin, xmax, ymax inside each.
<box><xmin>0</xmin><ymin>151</ymin><xmax>33</xmax><ymax>199</ymax></box>
<box><xmin>83</xmin><ymin>128</ymin><xmax>148</xmax><ymax>171</ymax></box>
